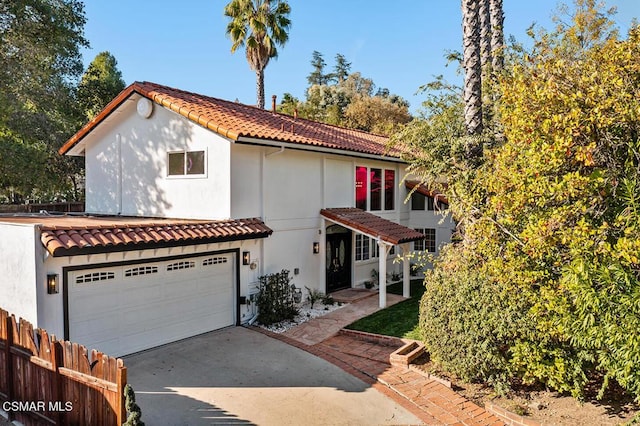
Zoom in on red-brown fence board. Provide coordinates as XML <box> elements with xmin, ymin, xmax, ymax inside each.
<box><xmin>0</xmin><ymin>308</ymin><xmax>126</xmax><ymax>425</ymax></box>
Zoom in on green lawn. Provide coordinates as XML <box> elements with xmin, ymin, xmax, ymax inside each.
<box><xmin>346</xmin><ymin>279</ymin><xmax>425</xmax><ymax>340</ymax></box>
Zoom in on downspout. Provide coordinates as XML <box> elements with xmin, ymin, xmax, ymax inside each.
<box><xmin>116</xmin><ymin>133</ymin><xmax>123</xmax><ymax>215</ymax></box>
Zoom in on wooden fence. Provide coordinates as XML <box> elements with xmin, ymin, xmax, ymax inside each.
<box><xmin>0</xmin><ymin>202</ymin><xmax>85</xmax><ymax>214</ymax></box>
<box><xmin>0</xmin><ymin>308</ymin><xmax>126</xmax><ymax>425</ymax></box>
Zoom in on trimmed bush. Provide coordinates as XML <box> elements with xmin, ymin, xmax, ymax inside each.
<box><xmin>256</xmin><ymin>269</ymin><xmax>299</xmax><ymax>325</ymax></box>
<box><xmin>123</xmin><ymin>384</ymin><xmax>145</xmax><ymax>426</ymax></box>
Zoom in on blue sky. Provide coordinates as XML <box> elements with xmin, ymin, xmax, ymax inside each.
<box><xmin>81</xmin><ymin>1</ymin><xmax>639</xmax><ymax>112</ymax></box>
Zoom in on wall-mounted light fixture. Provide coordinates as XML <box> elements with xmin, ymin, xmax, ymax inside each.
<box><xmin>313</xmin><ymin>242</ymin><xmax>320</xmax><ymax>254</ymax></box>
<box><xmin>242</xmin><ymin>251</ymin><xmax>251</xmax><ymax>265</ymax></box>
<box><xmin>47</xmin><ymin>274</ymin><xmax>59</xmax><ymax>294</ymax></box>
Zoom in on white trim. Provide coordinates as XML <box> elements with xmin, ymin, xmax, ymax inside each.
<box><xmin>236</xmin><ymin>136</ymin><xmax>406</xmax><ymax>163</ymax></box>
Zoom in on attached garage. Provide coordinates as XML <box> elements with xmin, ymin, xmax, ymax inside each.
<box><xmin>66</xmin><ymin>252</ymin><xmax>236</xmax><ymax>357</ymax></box>
<box><xmin>0</xmin><ymin>215</ymin><xmax>273</xmax><ymax>358</ymax></box>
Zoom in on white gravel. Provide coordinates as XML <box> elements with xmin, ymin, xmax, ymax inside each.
<box><xmin>258</xmin><ymin>301</ymin><xmax>345</xmax><ymax>333</ymax></box>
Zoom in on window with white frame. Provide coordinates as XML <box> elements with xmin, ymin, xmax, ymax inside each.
<box><xmin>355</xmin><ymin>234</ymin><xmax>370</xmax><ymax>261</ymax></box>
<box><xmin>355</xmin><ymin>166</ymin><xmax>395</xmax><ymax>211</ymax></box>
<box><xmin>414</xmin><ymin>228</ymin><xmax>437</xmax><ymax>252</ymax></box>
<box><xmin>168</xmin><ymin>150</ymin><xmax>205</xmax><ymax>176</ymax></box>
<box><xmin>355</xmin><ymin>235</ymin><xmax>393</xmax><ymax>260</ymax></box>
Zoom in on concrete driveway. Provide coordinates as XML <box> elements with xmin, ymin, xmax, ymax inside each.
<box><xmin>124</xmin><ymin>327</ymin><xmax>423</xmax><ymax>425</ymax></box>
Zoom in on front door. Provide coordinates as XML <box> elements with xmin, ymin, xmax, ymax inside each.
<box><xmin>326</xmin><ymin>225</ymin><xmax>352</xmax><ymax>292</ymax></box>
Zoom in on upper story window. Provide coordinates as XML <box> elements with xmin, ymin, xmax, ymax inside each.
<box><xmin>168</xmin><ymin>150</ymin><xmax>205</xmax><ymax>176</ymax></box>
<box><xmin>410</xmin><ymin>193</ymin><xmax>448</xmax><ymax>211</ymax></box>
<box><xmin>355</xmin><ymin>166</ymin><xmax>395</xmax><ymax>211</ymax></box>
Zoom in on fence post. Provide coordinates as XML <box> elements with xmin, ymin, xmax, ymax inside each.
<box><xmin>4</xmin><ymin>313</ymin><xmax>14</xmax><ymax>422</ymax></box>
<box><xmin>51</xmin><ymin>340</ymin><xmax>63</xmax><ymax>425</ymax></box>
<box><xmin>116</xmin><ymin>363</ymin><xmax>127</xmax><ymax>425</ymax></box>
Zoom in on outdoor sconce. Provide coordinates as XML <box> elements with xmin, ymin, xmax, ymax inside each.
<box><xmin>47</xmin><ymin>274</ymin><xmax>59</xmax><ymax>294</ymax></box>
<box><xmin>242</xmin><ymin>251</ymin><xmax>250</xmax><ymax>265</ymax></box>
<box><xmin>313</xmin><ymin>242</ymin><xmax>320</xmax><ymax>254</ymax></box>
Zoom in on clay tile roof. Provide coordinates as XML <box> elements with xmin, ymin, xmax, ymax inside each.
<box><xmin>59</xmin><ymin>81</ymin><xmax>403</xmax><ymax>159</ymax></box>
<box><xmin>404</xmin><ymin>180</ymin><xmax>449</xmax><ymax>205</ymax></box>
<box><xmin>40</xmin><ymin>217</ymin><xmax>272</xmax><ymax>257</ymax></box>
<box><xmin>320</xmin><ymin>208</ymin><xmax>425</xmax><ymax>245</ymax></box>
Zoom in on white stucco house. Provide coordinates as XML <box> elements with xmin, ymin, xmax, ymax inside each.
<box><xmin>0</xmin><ymin>82</ymin><xmax>454</xmax><ymax>357</ymax></box>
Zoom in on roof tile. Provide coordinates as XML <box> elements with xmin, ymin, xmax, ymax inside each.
<box><xmin>320</xmin><ymin>208</ymin><xmax>425</xmax><ymax>245</ymax></box>
<box><xmin>39</xmin><ymin>217</ymin><xmax>272</xmax><ymax>257</ymax></box>
<box><xmin>60</xmin><ymin>82</ymin><xmax>401</xmax><ymax>158</ymax></box>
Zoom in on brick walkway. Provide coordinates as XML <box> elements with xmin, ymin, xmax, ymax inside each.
<box><xmin>251</xmin><ymin>293</ymin><xmax>505</xmax><ymax>425</ymax></box>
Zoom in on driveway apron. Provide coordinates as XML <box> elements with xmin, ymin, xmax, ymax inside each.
<box><xmin>124</xmin><ymin>327</ymin><xmax>424</xmax><ymax>425</ymax></box>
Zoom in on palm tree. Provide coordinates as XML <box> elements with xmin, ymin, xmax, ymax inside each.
<box><xmin>462</xmin><ymin>0</ymin><xmax>483</xmax><ymax>136</ymax></box>
<box><xmin>489</xmin><ymin>0</ymin><xmax>504</xmax><ymax>73</ymax></box>
<box><xmin>224</xmin><ymin>0</ymin><xmax>291</xmax><ymax>109</ymax></box>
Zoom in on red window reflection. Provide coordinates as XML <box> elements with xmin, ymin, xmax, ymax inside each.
<box><xmin>385</xmin><ymin>170</ymin><xmax>395</xmax><ymax>210</ymax></box>
<box><xmin>355</xmin><ymin>166</ymin><xmax>368</xmax><ymax>210</ymax></box>
<box><xmin>370</xmin><ymin>168</ymin><xmax>382</xmax><ymax>211</ymax></box>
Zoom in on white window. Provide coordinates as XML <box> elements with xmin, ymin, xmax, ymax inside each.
<box><xmin>355</xmin><ymin>234</ymin><xmax>370</xmax><ymax>261</ymax></box>
<box><xmin>168</xmin><ymin>150</ymin><xmax>205</xmax><ymax>176</ymax></box>
<box><xmin>414</xmin><ymin>228</ymin><xmax>436</xmax><ymax>252</ymax></box>
<box><xmin>355</xmin><ymin>235</ymin><xmax>387</xmax><ymax>261</ymax></box>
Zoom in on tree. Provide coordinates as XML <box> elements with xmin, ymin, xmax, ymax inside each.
<box><xmin>276</xmin><ymin>92</ymin><xmax>301</xmax><ymax>116</ymax></box>
<box><xmin>224</xmin><ymin>0</ymin><xmax>291</xmax><ymax>109</ymax></box>
<box><xmin>416</xmin><ymin>0</ymin><xmax>640</xmax><ymax>401</ymax></box>
<box><xmin>307</xmin><ymin>50</ymin><xmax>328</xmax><ymax>86</ymax></box>
<box><xmin>490</xmin><ymin>0</ymin><xmax>504</xmax><ymax>73</ymax></box>
<box><xmin>344</xmin><ymin>95</ymin><xmax>411</xmax><ymax>136</ymax></box>
<box><xmin>331</xmin><ymin>53</ymin><xmax>351</xmax><ymax>83</ymax></box>
<box><xmin>288</xmin><ymin>53</ymin><xmax>411</xmax><ymax>133</ymax></box>
<box><xmin>461</xmin><ymin>0</ymin><xmax>483</xmax><ymax>136</ymax></box>
<box><xmin>0</xmin><ymin>0</ymin><xmax>88</xmax><ymax>202</ymax></box>
<box><xmin>77</xmin><ymin>51</ymin><xmax>126</xmax><ymax>121</ymax></box>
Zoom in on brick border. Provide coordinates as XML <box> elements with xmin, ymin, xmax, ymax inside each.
<box><xmin>485</xmin><ymin>402</ymin><xmax>541</xmax><ymax>426</ymax></box>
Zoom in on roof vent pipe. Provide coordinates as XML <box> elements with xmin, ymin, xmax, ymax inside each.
<box><xmin>293</xmin><ymin>109</ymin><xmax>298</xmax><ymax>120</ymax></box>
<box><xmin>272</xmin><ymin>95</ymin><xmax>277</xmax><ymax>113</ymax></box>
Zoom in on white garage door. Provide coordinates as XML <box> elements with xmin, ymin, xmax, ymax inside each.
<box><xmin>68</xmin><ymin>253</ymin><xmax>235</xmax><ymax>357</ymax></box>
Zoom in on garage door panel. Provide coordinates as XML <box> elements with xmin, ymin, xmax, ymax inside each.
<box><xmin>69</xmin><ymin>253</ymin><xmax>235</xmax><ymax>357</ymax></box>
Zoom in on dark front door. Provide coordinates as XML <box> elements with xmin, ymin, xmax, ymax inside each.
<box><xmin>326</xmin><ymin>226</ymin><xmax>352</xmax><ymax>293</ymax></box>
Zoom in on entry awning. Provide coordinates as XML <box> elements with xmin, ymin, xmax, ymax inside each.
<box><xmin>320</xmin><ymin>208</ymin><xmax>425</xmax><ymax>245</ymax></box>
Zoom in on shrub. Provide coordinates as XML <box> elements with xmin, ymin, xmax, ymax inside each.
<box><xmin>305</xmin><ymin>286</ymin><xmax>324</xmax><ymax>309</ymax></box>
<box><xmin>322</xmin><ymin>294</ymin><xmax>335</xmax><ymax>306</ymax></box>
<box><xmin>256</xmin><ymin>270</ymin><xmax>299</xmax><ymax>325</ymax></box>
<box><xmin>419</xmin><ymin>246</ymin><xmax>530</xmax><ymax>393</ymax></box>
<box><xmin>123</xmin><ymin>384</ymin><xmax>145</xmax><ymax>426</ymax></box>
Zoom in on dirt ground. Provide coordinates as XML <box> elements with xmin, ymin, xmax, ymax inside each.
<box><xmin>413</xmin><ymin>357</ymin><xmax>639</xmax><ymax>425</ymax></box>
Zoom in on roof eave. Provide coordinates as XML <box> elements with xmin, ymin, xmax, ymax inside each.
<box><xmin>46</xmin><ymin>229</ymin><xmax>273</xmax><ymax>257</ymax></box>
<box><xmin>236</xmin><ymin>136</ymin><xmax>406</xmax><ymax>163</ymax></box>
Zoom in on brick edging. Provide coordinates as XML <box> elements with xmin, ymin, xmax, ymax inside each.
<box><xmin>338</xmin><ymin>328</ymin><xmax>406</xmax><ymax>346</ymax></box>
<box><xmin>485</xmin><ymin>401</ymin><xmax>541</xmax><ymax>426</ymax></box>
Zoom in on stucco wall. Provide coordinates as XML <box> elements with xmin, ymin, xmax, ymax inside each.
<box><xmin>0</xmin><ymin>223</ymin><xmax>39</xmax><ymax>324</ymax></box>
<box><xmin>84</xmin><ymin>95</ymin><xmax>231</xmax><ymax>219</ymax></box>
<box><xmin>231</xmin><ymin>145</ymin><xmax>415</xmax><ymax>293</ymax></box>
